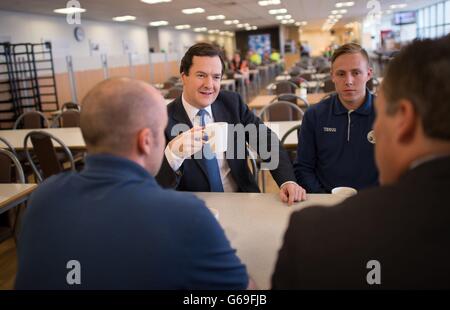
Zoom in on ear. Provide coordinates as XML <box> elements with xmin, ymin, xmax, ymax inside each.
<box><xmin>136</xmin><ymin>128</ymin><xmax>152</xmax><ymax>155</ymax></box>
<box><xmin>367</xmin><ymin>67</ymin><xmax>373</xmax><ymax>80</ymax></box>
<box><xmin>180</xmin><ymin>72</ymin><xmax>187</xmax><ymax>84</ymax></box>
<box><xmin>393</xmin><ymin>99</ymin><xmax>418</xmax><ymax>144</ymax></box>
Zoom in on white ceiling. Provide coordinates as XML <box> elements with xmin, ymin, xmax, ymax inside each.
<box><xmin>0</xmin><ymin>0</ymin><xmax>439</xmax><ymax>31</ymax></box>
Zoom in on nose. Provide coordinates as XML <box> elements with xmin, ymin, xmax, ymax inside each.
<box><xmin>344</xmin><ymin>73</ymin><xmax>354</xmax><ymax>86</ymax></box>
<box><xmin>203</xmin><ymin>75</ymin><xmax>214</xmax><ymax>88</ymax></box>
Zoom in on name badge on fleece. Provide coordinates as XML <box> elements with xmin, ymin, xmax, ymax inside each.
<box><xmin>323</xmin><ymin>127</ymin><xmax>336</xmax><ymax>133</ymax></box>
<box><xmin>367</xmin><ymin>130</ymin><xmax>375</xmax><ymax>144</ymax></box>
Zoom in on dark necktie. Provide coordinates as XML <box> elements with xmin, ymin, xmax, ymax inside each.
<box><xmin>197</xmin><ymin>109</ymin><xmax>224</xmax><ymax>192</ymax></box>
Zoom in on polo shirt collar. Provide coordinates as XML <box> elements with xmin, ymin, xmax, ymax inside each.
<box><xmin>332</xmin><ymin>89</ymin><xmax>373</xmax><ymax>116</ymax></box>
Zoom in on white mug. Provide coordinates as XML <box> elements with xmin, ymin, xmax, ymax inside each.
<box><xmin>203</xmin><ymin>122</ymin><xmax>228</xmax><ymax>154</ymax></box>
<box><xmin>331</xmin><ymin>187</ymin><xmax>358</xmax><ymax>197</ymax></box>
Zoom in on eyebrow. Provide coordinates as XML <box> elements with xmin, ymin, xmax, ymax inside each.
<box><xmin>195</xmin><ymin>70</ymin><xmax>221</xmax><ymax>75</ymax></box>
<box><xmin>335</xmin><ymin>68</ymin><xmax>363</xmax><ymax>73</ymax></box>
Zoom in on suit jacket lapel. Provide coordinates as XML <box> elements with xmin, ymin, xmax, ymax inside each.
<box><xmin>171</xmin><ymin>97</ymin><xmax>193</xmax><ymax>127</ymax></box>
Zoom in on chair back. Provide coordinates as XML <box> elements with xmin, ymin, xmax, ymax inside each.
<box><xmin>300</xmin><ymin>73</ymin><xmax>313</xmax><ymax>81</ymax></box>
<box><xmin>258</xmin><ymin>100</ymin><xmax>304</xmax><ymax>122</ymax></box>
<box><xmin>318</xmin><ymin>66</ymin><xmax>331</xmax><ymax>74</ymax></box>
<box><xmin>274</xmin><ymin>80</ymin><xmax>298</xmax><ymax>95</ymax></box>
<box><xmin>13</xmin><ymin>111</ymin><xmax>49</xmax><ymax>129</ymax></box>
<box><xmin>61</xmin><ymin>102</ymin><xmax>81</xmax><ymax>111</ymax></box>
<box><xmin>167</xmin><ymin>76</ymin><xmax>180</xmax><ymax>83</ymax></box>
<box><xmin>0</xmin><ymin>137</ymin><xmax>17</xmax><ymax>157</ymax></box>
<box><xmin>280</xmin><ymin>124</ymin><xmax>302</xmax><ymax>163</ymax></box>
<box><xmin>272</xmin><ymin>93</ymin><xmax>309</xmax><ymax>119</ymax></box>
<box><xmin>165</xmin><ymin>87</ymin><xmax>183</xmax><ymax>99</ymax></box>
<box><xmin>52</xmin><ymin>110</ymin><xmax>80</xmax><ymax>128</ymax></box>
<box><xmin>323</xmin><ymin>78</ymin><xmax>336</xmax><ymax>93</ymax></box>
<box><xmin>24</xmin><ymin>131</ymin><xmax>75</xmax><ymax>183</ymax></box>
<box><xmin>162</xmin><ymin>81</ymin><xmax>175</xmax><ymax>89</ymax></box>
<box><xmin>0</xmin><ymin>149</ymin><xmax>25</xmax><ymax>184</ymax></box>
<box><xmin>275</xmin><ymin>93</ymin><xmax>309</xmax><ymax>105</ymax></box>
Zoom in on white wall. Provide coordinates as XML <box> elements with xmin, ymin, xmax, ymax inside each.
<box><xmin>157</xmin><ymin>28</ymin><xmax>236</xmax><ymax>61</ymax></box>
<box><xmin>0</xmin><ymin>9</ymin><xmax>237</xmax><ymax>76</ymax></box>
<box><xmin>0</xmin><ymin>10</ymin><xmax>149</xmax><ymax>73</ymax></box>
<box><xmin>301</xmin><ymin>30</ymin><xmax>339</xmax><ymax>57</ymax></box>
<box><xmin>158</xmin><ymin>28</ymin><xmax>197</xmax><ymax>56</ymax></box>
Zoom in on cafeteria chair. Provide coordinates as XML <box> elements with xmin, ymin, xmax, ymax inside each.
<box><xmin>164</xmin><ymin>86</ymin><xmax>183</xmax><ymax>99</ymax></box>
<box><xmin>13</xmin><ymin>110</ymin><xmax>50</xmax><ymax>129</ymax></box>
<box><xmin>0</xmin><ymin>148</ymin><xmax>26</xmax><ymax>243</ymax></box>
<box><xmin>280</xmin><ymin>124</ymin><xmax>302</xmax><ymax>164</ymax></box>
<box><xmin>61</xmin><ymin>102</ymin><xmax>81</xmax><ymax>111</ymax></box>
<box><xmin>23</xmin><ymin>131</ymin><xmax>75</xmax><ymax>183</ymax></box>
<box><xmin>258</xmin><ymin>100</ymin><xmax>305</xmax><ymax>122</ymax></box>
<box><xmin>273</xmin><ymin>80</ymin><xmax>298</xmax><ymax>95</ymax></box>
<box><xmin>272</xmin><ymin>93</ymin><xmax>310</xmax><ymax>110</ymax></box>
<box><xmin>51</xmin><ymin>109</ymin><xmax>81</xmax><ymax>128</ymax></box>
<box><xmin>322</xmin><ymin>78</ymin><xmax>336</xmax><ymax>93</ymax></box>
<box><xmin>0</xmin><ymin>136</ymin><xmax>18</xmax><ymax>158</ymax></box>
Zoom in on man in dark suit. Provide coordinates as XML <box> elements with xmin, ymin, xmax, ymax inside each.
<box><xmin>156</xmin><ymin>43</ymin><xmax>306</xmax><ymax>205</ymax></box>
<box><xmin>272</xmin><ymin>35</ymin><xmax>450</xmax><ymax>289</ymax></box>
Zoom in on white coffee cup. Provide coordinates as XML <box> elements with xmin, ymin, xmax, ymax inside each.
<box><xmin>203</xmin><ymin>122</ymin><xmax>228</xmax><ymax>154</ymax></box>
<box><xmin>331</xmin><ymin>187</ymin><xmax>358</xmax><ymax>197</ymax></box>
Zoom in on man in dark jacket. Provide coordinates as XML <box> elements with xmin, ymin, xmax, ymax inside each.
<box><xmin>157</xmin><ymin>43</ymin><xmax>306</xmax><ymax>205</ymax></box>
<box><xmin>273</xmin><ymin>35</ymin><xmax>450</xmax><ymax>289</ymax></box>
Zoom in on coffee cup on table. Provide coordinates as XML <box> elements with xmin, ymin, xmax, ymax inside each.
<box><xmin>331</xmin><ymin>187</ymin><xmax>358</xmax><ymax>198</ymax></box>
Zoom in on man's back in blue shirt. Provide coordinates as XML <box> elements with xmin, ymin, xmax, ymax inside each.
<box><xmin>15</xmin><ymin>155</ymin><xmax>248</xmax><ymax>289</ymax></box>
<box><xmin>294</xmin><ymin>92</ymin><xmax>379</xmax><ymax>193</ymax></box>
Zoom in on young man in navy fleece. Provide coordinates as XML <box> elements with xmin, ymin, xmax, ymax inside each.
<box><xmin>294</xmin><ymin>43</ymin><xmax>378</xmax><ymax>193</ymax></box>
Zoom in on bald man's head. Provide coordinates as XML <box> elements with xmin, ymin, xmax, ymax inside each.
<box><xmin>80</xmin><ymin>78</ymin><xmax>167</xmax><ymax>156</ymax></box>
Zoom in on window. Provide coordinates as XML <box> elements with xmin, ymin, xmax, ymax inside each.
<box><xmin>418</xmin><ymin>9</ymin><xmax>424</xmax><ymax>28</ymax></box>
<box><xmin>424</xmin><ymin>7</ymin><xmax>430</xmax><ymax>26</ymax></box>
<box><xmin>446</xmin><ymin>1</ymin><xmax>450</xmax><ymax>23</ymax></box>
<box><xmin>437</xmin><ymin>3</ymin><xmax>444</xmax><ymax>25</ymax></box>
<box><xmin>430</xmin><ymin>27</ymin><xmax>437</xmax><ymax>38</ymax></box>
<box><xmin>417</xmin><ymin>1</ymin><xmax>450</xmax><ymax>39</ymax></box>
<box><xmin>430</xmin><ymin>5</ymin><xmax>437</xmax><ymax>26</ymax></box>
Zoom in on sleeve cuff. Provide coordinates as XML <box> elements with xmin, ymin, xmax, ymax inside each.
<box><xmin>280</xmin><ymin>181</ymin><xmax>298</xmax><ymax>189</ymax></box>
<box><xmin>164</xmin><ymin>144</ymin><xmax>185</xmax><ymax>172</ymax></box>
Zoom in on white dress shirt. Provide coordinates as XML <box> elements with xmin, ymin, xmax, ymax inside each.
<box><xmin>164</xmin><ymin>94</ymin><xmax>239</xmax><ymax>192</ymax></box>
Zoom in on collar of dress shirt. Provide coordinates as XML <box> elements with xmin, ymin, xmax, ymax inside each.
<box><xmin>181</xmin><ymin>93</ymin><xmax>214</xmax><ymax>124</ymax></box>
<box><xmin>409</xmin><ymin>153</ymin><xmax>450</xmax><ymax>170</ymax></box>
